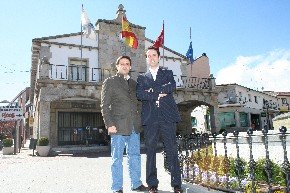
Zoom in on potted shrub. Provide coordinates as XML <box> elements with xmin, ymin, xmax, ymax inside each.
<box><xmin>2</xmin><ymin>138</ymin><xmax>14</xmax><ymax>155</ymax></box>
<box><xmin>36</xmin><ymin>137</ymin><xmax>50</xmax><ymax>157</ymax></box>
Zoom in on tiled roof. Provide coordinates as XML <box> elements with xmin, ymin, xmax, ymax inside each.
<box><xmin>33</xmin><ymin>40</ymin><xmax>98</xmax><ymax>50</ymax></box>
<box><xmin>32</xmin><ymin>32</ymin><xmax>82</xmax><ymax>41</ymax></box>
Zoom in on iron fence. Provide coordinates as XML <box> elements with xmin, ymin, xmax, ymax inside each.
<box><xmin>166</xmin><ymin>127</ymin><xmax>290</xmax><ymax>192</ymax></box>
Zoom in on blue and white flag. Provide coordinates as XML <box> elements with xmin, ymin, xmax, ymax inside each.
<box><xmin>81</xmin><ymin>8</ymin><xmax>96</xmax><ymax>39</ymax></box>
<box><xmin>186</xmin><ymin>41</ymin><xmax>194</xmax><ymax>63</ymax></box>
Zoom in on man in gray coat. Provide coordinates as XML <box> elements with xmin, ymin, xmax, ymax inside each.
<box><xmin>101</xmin><ymin>55</ymin><xmax>147</xmax><ymax>193</ymax></box>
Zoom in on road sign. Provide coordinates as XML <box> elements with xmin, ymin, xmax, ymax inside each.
<box><xmin>0</xmin><ymin>106</ymin><xmax>24</xmax><ymax>121</ymax></box>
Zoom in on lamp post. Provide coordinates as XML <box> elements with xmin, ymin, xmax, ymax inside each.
<box><xmin>85</xmin><ymin>123</ymin><xmax>91</xmax><ymax>146</ymax></box>
<box><xmin>264</xmin><ymin>100</ymin><xmax>270</xmax><ymax>130</ymax></box>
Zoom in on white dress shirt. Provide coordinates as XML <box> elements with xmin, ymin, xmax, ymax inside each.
<box><xmin>149</xmin><ymin>66</ymin><xmax>159</xmax><ymax>81</ymax></box>
<box><xmin>124</xmin><ymin>75</ymin><xmax>130</xmax><ymax>80</ymax></box>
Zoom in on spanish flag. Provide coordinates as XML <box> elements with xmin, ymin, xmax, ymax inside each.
<box><xmin>121</xmin><ymin>16</ymin><xmax>138</xmax><ymax>49</ymax></box>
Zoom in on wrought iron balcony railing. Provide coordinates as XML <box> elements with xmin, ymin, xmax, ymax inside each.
<box><xmin>48</xmin><ymin>64</ymin><xmax>115</xmax><ymax>83</ymax></box>
<box><xmin>47</xmin><ymin>64</ymin><xmax>214</xmax><ymax>90</ymax></box>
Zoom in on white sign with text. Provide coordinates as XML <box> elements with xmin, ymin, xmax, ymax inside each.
<box><xmin>0</xmin><ymin>106</ymin><xmax>24</xmax><ymax>121</ymax></box>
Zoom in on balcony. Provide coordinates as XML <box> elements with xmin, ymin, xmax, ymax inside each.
<box><xmin>36</xmin><ymin>64</ymin><xmax>216</xmax><ymax>91</ymax></box>
<box><xmin>48</xmin><ymin>64</ymin><xmax>113</xmax><ymax>83</ymax></box>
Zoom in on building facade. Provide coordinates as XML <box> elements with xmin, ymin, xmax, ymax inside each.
<box><xmin>216</xmin><ymin>84</ymin><xmax>279</xmax><ymax>132</ymax></box>
<box><xmin>29</xmin><ymin>5</ymin><xmax>219</xmax><ymax>148</ymax></box>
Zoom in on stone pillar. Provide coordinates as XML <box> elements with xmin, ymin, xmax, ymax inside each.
<box><xmin>209</xmin><ymin>74</ymin><xmax>216</xmax><ymax>91</ymax></box>
<box><xmin>177</xmin><ymin>106</ymin><xmax>192</xmax><ymax>135</ymax></box>
<box><xmin>39</xmin><ymin>60</ymin><xmax>50</xmax><ymax>79</ymax></box>
<box><xmin>210</xmin><ymin>106</ymin><xmax>219</xmax><ymax>133</ymax></box>
<box><xmin>39</xmin><ymin>46</ymin><xmax>52</xmax><ymax>80</ymax></box>
<box><xmin>38</xmin><ymin>100</ymin><xmax>51</xmax><ymax>138</ymax></box>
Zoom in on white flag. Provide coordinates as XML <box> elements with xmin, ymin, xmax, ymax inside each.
<box><xmin>81</xmin><ymin>8</ymin><xmax>96</xmax><ymax>39</ymax></box>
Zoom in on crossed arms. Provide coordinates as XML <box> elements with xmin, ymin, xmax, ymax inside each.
<box><xmin>136</xmin><ymin>70</ymin><xmax>176</xmax><ymax>101</ymax></box>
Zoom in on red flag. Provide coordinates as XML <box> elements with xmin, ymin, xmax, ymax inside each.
<box><xmin>153</xmin><ymin>22</ymin><xmax>164</xmax><ymax>48</ymax></box>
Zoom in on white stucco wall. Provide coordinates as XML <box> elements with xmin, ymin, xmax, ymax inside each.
<box><xmin>47</xmin><ymin>34</ymin><xmax>98</xmax><ymax>47</ymax></box>
<box><xmin>42</xmin><ymin>35</ymin><xmax>99</xmax><ymax>82</ymax></box>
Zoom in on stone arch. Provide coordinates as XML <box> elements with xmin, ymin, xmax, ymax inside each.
<box><xmin>174</xmin><ymin>90</ymin><xmax>219</xmax><ymax>134</ymax></box>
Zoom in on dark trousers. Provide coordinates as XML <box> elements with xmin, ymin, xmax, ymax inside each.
<box><xmin>144</xmin><ymin>121</ymin><xmax>181</xmax><ymax>188</ymax></box>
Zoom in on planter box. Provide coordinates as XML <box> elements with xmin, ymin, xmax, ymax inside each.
<box><xmin>36</xmin><ymin>146</ymin><xmax>50</xmax><ymax>157</ymax></box>
<box><xmin>2</xmin><ymin>147</ymin><xmax>14</xmax><ymax>155</ymax></box>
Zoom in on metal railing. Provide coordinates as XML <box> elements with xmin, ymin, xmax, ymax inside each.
<box><xmin>48</xmin><ymin>64</ymin><xmax>214</xmax><ymax>90</ymax></box>
<box><xmin>49</xmin><ymin>64</ymin><xmax>115</xmax><ymax>82</ymax></box>
<box><xmin>175</xmin><ymin>75</ymin><xmax>210</xmax><ymax>89</ymax></box>
<box><xmin>167</xmin><ymin>127</ymin><xmax>290</xmax><ymax>192</ymax></box>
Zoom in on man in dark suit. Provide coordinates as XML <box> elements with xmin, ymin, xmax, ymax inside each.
<box><xmin>136</xmin><ymin>46</ymin><xmax>183</xmax><ymax>193</ymax></box>
<box><xmin>101</xmin><ymin>56</ymin><xmax>147</xmax><ymax>193</ymax></box>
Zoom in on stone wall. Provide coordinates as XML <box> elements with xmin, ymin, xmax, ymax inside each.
<box><xmin>97</xmin><ymin>20</ymin><xmax>146</xmax><ymax>80</ymax></box>
<box><xmin>34</xmin><ymin>80</ymin><xmax>102</xmax><ymax>147</ymax></box>
<box><xmin>174</xmin><ymin>88</ymin><xmax>219</xmax><ymax>134</ymax></box>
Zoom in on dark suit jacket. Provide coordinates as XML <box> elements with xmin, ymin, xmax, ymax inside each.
<box><xmin>101</xmin><ymin>73</ymin><xmax>142</xmax><ymax>135</ymax></box>
<box><xmin>136</xmin><ymin>67</ymin><xmax>181</xmax><ymax>125</ymax></box>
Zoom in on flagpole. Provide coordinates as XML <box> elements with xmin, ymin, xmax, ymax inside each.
<box><xmin>81</xmin><ymin>4</ymin><xmax>83</xmax><ymax>66</ymax></box>
<box><xmin>189</xmin><ymin>27</ymin><xmax>192</xmax><ymax>76</ymax></box>
<box><xmin>162</xmin><ymin>20</ymin><xmax>164</xmax><ymax>67</ymax></box>
<box><xmin>121</xmin><ymin>15</ymin><xmax>127</xmax><ymax>56</ymax></box>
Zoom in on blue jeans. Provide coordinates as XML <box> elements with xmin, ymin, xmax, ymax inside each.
<box><xmin>111</xmin><ymin>131</ymin><xmax>142</xmax><ymax>191</ymax></box>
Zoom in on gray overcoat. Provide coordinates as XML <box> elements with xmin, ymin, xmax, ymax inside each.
<box><xmin>101</xmin><ymin>73</ymin><xmax>142</xmax><ymax>135</ymax></box>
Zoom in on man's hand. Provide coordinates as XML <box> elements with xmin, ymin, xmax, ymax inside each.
<box><xmin>145</xmin><ymin>88</ymin><xmax>154</xmax><ymax>92</ymax></box>
<box><xmin>156</xmin><ymin>93</ymin><xmax>167</xmax><ymax>107</ymax></box>
<box><xmin>158</xmin><ymin>93</ymin><xmax>167</xmax><ymax>99</ymax></box>
<box><xmin>108</xmin><ymin>126</ymin><xmax>117</xmax><ymax>134</ymax></box>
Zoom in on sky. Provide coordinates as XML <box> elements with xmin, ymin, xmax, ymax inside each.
<box><xmin>1</xmin><ymin>0</ymin><xmax>290</xmax><ymax>102</ymax></box>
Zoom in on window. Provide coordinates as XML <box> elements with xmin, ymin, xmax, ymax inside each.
<box><xmin>282</xmin><ymin>98</ymin><xmax>288</xmax><ymax>104</ymax></box>
<box><xmin>254</xmin><ymin>96</ymin><xmax>258</xmax><ymax>103</ymax></box>
<box><xmin>248</xmin><ymin>94</ymin><xmax>252</xmax><ymax>102</ymax></box>
<box><xmin>239</xmin><ymin>112</ymin><xmax>249</xmax><ymax>127</ymax></box>
<box><xmin>218</xmin><ymin>112</ymin><xmax>236</xmax><ymax>129</ymax></box>
<box><xmin>239</xmin><ymin>92</ymin><xmax>242</xmax><ymax>101</ymax></box>
<box><xmin>69</xmin><ymin>59</ymin><xmax>88</xmax><ymax>81</ymax></box>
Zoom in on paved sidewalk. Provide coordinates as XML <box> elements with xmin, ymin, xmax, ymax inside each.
<box><xmin>0</xmin><ymin>142</ymin><xmax>223</xmax><ymax>193</ymax></box>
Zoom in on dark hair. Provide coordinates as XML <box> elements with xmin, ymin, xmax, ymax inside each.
<box><xmin>146</xmin><ymin>46</ymin><xmax>160</xmax><ymax>57</ymax></box>
<box><xmin>116</xmin><ymin>55</ymin><xmax>132</xmax><ymax>66</ymax></box>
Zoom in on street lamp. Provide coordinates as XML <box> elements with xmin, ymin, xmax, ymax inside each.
<box><xmin>264</xmin><ymin>100</ymin><xmax>271</xmax><ymax>130</ymax></box>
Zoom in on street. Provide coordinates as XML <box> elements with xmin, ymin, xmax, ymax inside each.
<box><xmin>0</xmin><ymin>142</ymin><xmax>223</xmax><ymax>193</ymax></box>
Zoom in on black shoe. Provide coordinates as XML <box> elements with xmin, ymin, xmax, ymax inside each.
<box><xmin>173</xmin><ymin>186</ymin><xmax>183</xmax><ymax>193</ymax></box>
<box><xmin>148</xmin><ymin>186</ymin><xmax>158</xmax><ymax>193</ymax></box>
<box><xmin>133</xmin><ymin>184</ymin><xmax>149</xmax><ymax>191</ymax></box>
<box><xmin>114</xmin><ymin>190</ymin><xmax>123</xmax><ymax>193</ymax></box>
